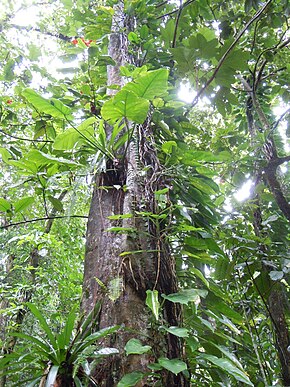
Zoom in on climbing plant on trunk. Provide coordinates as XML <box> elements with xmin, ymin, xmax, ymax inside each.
<box><xmin>81</xmin><ymin>2</ymin><xmax>187</xmax><ymax>386</ymax></box>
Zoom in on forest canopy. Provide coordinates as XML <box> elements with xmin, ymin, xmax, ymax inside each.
<box><xmin>0</xmin><ymin>0</ymin><xmax>289</xmax><ymax>386</ymax></box>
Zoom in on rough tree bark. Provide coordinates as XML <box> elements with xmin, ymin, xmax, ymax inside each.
<box><xmin>81</xmin><ymin>2</ymin><xmax>188</xmax><ymax>386</ymax></box>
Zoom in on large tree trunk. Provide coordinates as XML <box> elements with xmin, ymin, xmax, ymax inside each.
<box><xmin>81</xmin><ymin>3</ymin><xmax>187</xmax><ymax>386</ymax></box>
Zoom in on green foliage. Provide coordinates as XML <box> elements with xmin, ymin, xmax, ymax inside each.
<box><xmin>0</xmin><ymin>302</ymin><xmax>120</xmax><ymax>385</ymax></box>
<box><xmin>0</xmin><ymin>0</ymin><xmax>289</xmax><ymax>385</ymax></box>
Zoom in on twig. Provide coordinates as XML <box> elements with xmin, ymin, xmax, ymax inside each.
<box><xmin>0</xmin><ymin>129</ymin><xmax>53</xmax><ymax>143</ymax></box>
<box><xmin>9</xmin><ymin>24</ymin><xmax>71</xmax><ymax>42</ymax></box>
<box><xmin>272</xmin><ymin>108</ymin><xmax>290</xmax><ymax>132</ymax></box>
<box><xmin>157</xmin><ymin>0</ymin><xmax>196</xmax><ymax>20</ymax></box>
<box><xmin>1</xmin><ymin>215</ymin><xmax>88</xmax><ymax>229</ymax></box>
<box><xmin>172</xmin><ymin>0</ymin><xmax>183</xmax><ymax>48</ymax></box>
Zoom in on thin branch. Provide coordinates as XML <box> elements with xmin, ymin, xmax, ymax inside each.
<box><xmin>0</xmin><ymin>129</ymin><xmax>53</xmax><ymax>143</ymax></box>
<box><xmin>272</xmin><ymin>108</ymin><xmax>290</xmax><ymax>132</ymax></box>
<box><xmin>155</xmin><ymin>1</ymin><xmax>168</xmax><ymax>7</ymax></box>
<box><xmin>9</xmin><ymin>24</ymin><xmax>72</xmax><ymax>42</ymax></box>
<box><xmin>261</xmin><ymin>66</ymin><xmax>286</xmax><ymax>82</ymax></box>
<box><xmin>1</xmin><ymin>215</ymin><xmax>88</xmax><ymax>229</ymax></box>
<box><xmin>157</xmin><ymin>0</ymin><xmax>196</xmax><ymax>20</ymax></box>
<box><xmin>187</xmin><ymin>0</ymin><xmax>273</xmax><ymax>110</ymax></box>
<box><xmin>172</xmin><ymin>0</ymin><xmax>183</xmax><ymax>49</ymax></box>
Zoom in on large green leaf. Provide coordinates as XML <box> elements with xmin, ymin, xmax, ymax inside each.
<box><xmin>198</xmin><ymin>354</ymin><xmax>254</xmax><ymax>385</ymax></box>
<box><xmin>158</xmin><ymin>357</ymin><xmax>187</xmax><ymax>375</ymax></box>
<box><xmin>0</xmin><ymin>147</ymin><xmax>13</xmax><ymax>163</ymax></box>
<box><xmin>22</xmin><ymin>88</ymin><xmax>72</xmax><ymax>118</ymax></box>
<box><xmin>14</xmin><ymin>196</ymin><xmax>34</xmax><ymax>213</ymax></box>
<box><xmin>53</xmin><ymin>117</ymin><xmax>97</xmax><ymax>150</ymax></box>
<box><xmin>26</xmin><ymin>150</ymin><xmax>79</xmax><ymax>166</ymax></box>
<box><xmin>0</xmin><ymin>198</ymin><xmax>11</xmax><ymax>211</ymax></box>
<box><xmin>164</xmin><ymin>326</ymin><xmax>189</xmax><ymax>338</ymax></box>
<box><xmin>101</xmin><ymin>90</ymin><xmax>149</xmax><ymax>123</ymax></box>
<box><xmin>162</xmin><ymin>289</ymin><xmax>208</xmax><ymax>305</ymax></box>
<box><xmin>123</xmin><ymin>69</ymin><xmax>169</xmax><ymax>99</ymax></box>
<box><xmin>124</xmin><ymin>339</ymin><xmax>151</xmax><ymax>355</ymax></box>
<box><xmin>117</xmin><ymin>371</ymin><xmax>144</xmax><ymax>387</ymax></box>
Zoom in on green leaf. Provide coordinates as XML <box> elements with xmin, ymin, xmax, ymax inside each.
<box><xmin>164</xmin><ymin>326</ymin><xmax>189</xmax><ymax>338</ymax></box>
<box><xmin>26</xmin><ymin>150</ymin><xmax>79</xmax><ymax>166</ymax></box>
<box><xmin>14</xmin><ymin>197</ymin><xmax>34</xmax><ymax>213</ymax></box>
<box><xmin>101</xmin><ymin>90</ymin><xmax>149</xmax><ymax>123</ymax></box>
<box><xmin>53</xmin><ymin>117</ymin><xmax>97</xmax><ymax>150</ymax></box>
<box><xmin>0</xmin><ymin>147</ymin><xmax>13</xmax><ymax>163</ymax></box>
<box><xmin>0</xmin><ymin>198</ymin><xmax>11</xmax><ymax>212</ymax></box>
<box><xmin>198</xmin><ymin>354</ymin><xmax>254</xmax><ymax>385</ymax></box>
<box><xmin>22</xmin><ymin>88</ymin><xmax>71</xmax><ymax>118</ymax></box>
<box><xmin>72</xmin><ymin>326</ymin><xmax>120</xmax><ymax>356</ymax></box>
<box><xmin>145</xmin><ymin>290</ymin><xmax>160</xmax><ymax>320</ymax></box>
<box><xmin>125</xmin><ymin>339</ymin><xmax>151</xmax><ymax>355</ymax></box>
<box><xmin>123</xmin><ymin>69</ymin><xmax>169</xmax><ymax>99</ymax></box>
<box><xmin>117</xmin><ymin>371</ymin><xmax>144</xmax><ymax>387</ymax></box>
<box><xmin>162</xmin><ymin>141</ymin><xmax>177</xmax><ymax>155</ymax></box>
<box><xmin>47</xmin><ymin>196</ymin><xmax>64</xmax><ymax>212</ymax></box>
<box><xmin>162</xmin><ymin>289</ymin><xmax>208</xmax><ymax>305</ymax></box>
<box><xmin>158</xmin><ymin>357</ymin><xmax>187</xmax><ymax>375</ymax></box>
<box><xmin>210</xmin><ymin>300</ymin><xmax>244</xmax><ymax>324</ymax></box>
<box><xmin>9</xmin><ymin>332</ymin><xmax>51</xmax><ymax>353</ymax></box>
<box><xmin>26</xmin><ymin>303</ymin><xmax>57</xmax><ymax>349</ymax></box>
<box><xmin>57</xmin><ymin>309</ymin><xmax>76</xmax><ymax>349</ymax></box>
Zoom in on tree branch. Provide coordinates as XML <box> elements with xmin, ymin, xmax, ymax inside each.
<box><xmin>272</xmin><ymin>107</ymin><xmax>290</xmax><ymax>133</ymax></box>
<box><xmin>157</xmin><ymin>0</ymin><xmax>196</xmax><ymax>20</ymax></box>
<box><xmin>9</xmin><ymin>23</ymin><xmax>72</xmax><ymax>42</ymax></box>
<box><xmin>187</xmin><ymin>0</ymin><xmax>273</xmax><ymax>109</ymax></box>
<box><xmin>172</xmin><ymin>1</ymin><xmax>183</xmax><ymax>49</ymax></box>
<box><xmin>264</xmin><ymin>165</ymin><xmax>290</xmax><ymax>222</ymax></box>
<box><xmin>1</xmin><ymin>215</ymin><xmax>88</xmax><ymax>229</ymax></box>
<box><xmin>0</xmin><ymin>129</ymin><xmax>53</xmax><ymax>143</ymax></box>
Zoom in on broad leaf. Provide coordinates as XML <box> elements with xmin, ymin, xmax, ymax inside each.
<box><xmin>123</xmin><ymin>69</ymin><xmax>169</xmax><ymax>99</ymax></box>
<box><xmin>164</xmin><ymin>326</ymin><xmax>189</xmax><ymax>338</ymax></box>
<box><xmin>198</xmin><ymin>354</ymin><xmax>254</xmax><ymax>385</ymax></box>
<box><xmin>117</xmin><ymin>371</ymin><xmax>144</xmax><ymax>387</ymax></box>
<box><xmin>162</xmin><ymin>289</ymin><xmax>208</xmax><ymax>305</ymax></box>
<box><xmin>22</xmin><ymin>89</ymin><xmax>71</xmax><ymax>118</ymax></box>
<box><xmin>124</xmin><ymin>339</ymin><xmax>151</xmax><ymax>355</ymax></box>
<box><xmin>158</xmin><ymin>357</ymin><xmax>187</xmax><ymax>375</ymax></box>
<box><xmin>53</xmin><ymin>117</ymin><xmax>97</xmax><ymax>150</ymax></box>
<box><xmin>0</xmin><ymin>198</ymin><xmax>11</xmax><ymax>212</ymax></box>
<box><xmin>101</xmin><ymin>90</ymin><xmax>149</xmax><ymax>123</ymax></box>
<box><xmin>14</xmin><ymin>196</ymin><xmax>34</xmax><ymax>213</ymax></box>
<box><xmin>56</xmin><ymin>309</ymin><xmax>76</xmax><ymax>349</ymax></box>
